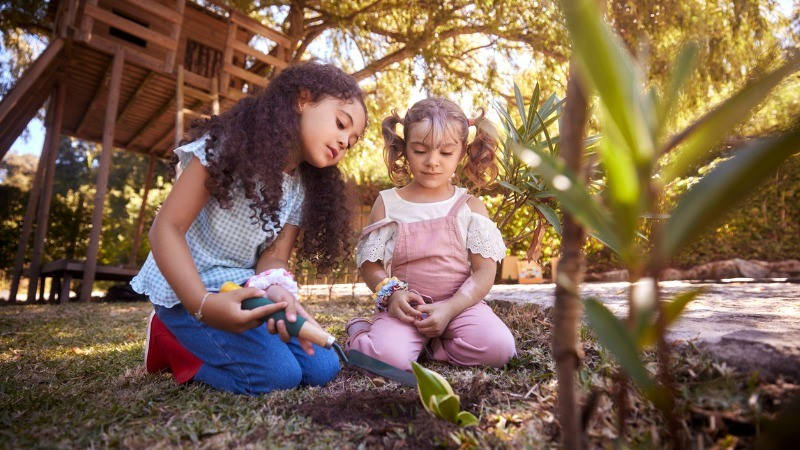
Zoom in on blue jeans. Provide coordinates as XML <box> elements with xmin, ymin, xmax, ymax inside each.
<box><xmin>154</xmin><ymin>304</ymin><xmax>340</xmax><ymax>395</ymax></box>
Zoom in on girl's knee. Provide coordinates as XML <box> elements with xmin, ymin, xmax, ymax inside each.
<box><xmin>452</xmin><ymin>328</ymin><xmax>516</xmax><ymax>367</ymax></box>
<box><xmin>246</xmin><ymin>361</ymin><xmax>304</xmax><ymax>394</ymax></box>
<box><xmin>302</xmin><ymin>347</ymin><xmax>341</xmax><ymax>386</ymax></box>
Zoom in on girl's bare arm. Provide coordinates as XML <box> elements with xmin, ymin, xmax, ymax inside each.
<box><xmin>358</xmin><ymin>195</ymin><xmax>389</xmax><ymax>291</ymax></box>
<box><xmin>441</xmin><ymin>196</ymin><xmax>497</xmax><ymax>312</ymax></box>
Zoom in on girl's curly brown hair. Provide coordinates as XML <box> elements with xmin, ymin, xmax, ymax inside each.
<box><xmin>382</xmin><ymin>97</ymin><xmax>499</xmax><ymax>190</ymax></box>
<box><xmin>182</xmin><ymin>62</ymin><xmax>366</xmax><ymax>273</ymax></box>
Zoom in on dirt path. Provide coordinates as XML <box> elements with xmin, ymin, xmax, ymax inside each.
<box><xmin>301</xmin><ymin>281</ymin><xmax>800</xmax><ymax>379</ymax></box>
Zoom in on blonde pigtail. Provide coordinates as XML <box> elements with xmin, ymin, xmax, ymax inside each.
<box><xmin>382</xmin><ymin>111</ymin><xmax>411</xmax><ymax>185</ymax></box>
<box><xmin>463</xmin><ymin>108</ymin><xmax>500</xmax><ymax>190</ymax></box>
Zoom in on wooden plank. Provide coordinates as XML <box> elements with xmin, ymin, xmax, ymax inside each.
<box><xmin>126</xmin><ymin>95</ymin><xmax>175</xmax><ymax>149</ymax></box>
<box><xmin>183</xmin><ymin>70</ymin><xmax>213</xmax><ymax>92</ymax></box>
<box><xmin>75</xmin><ymin>64</ymin><xmax>112</xmax><ymax>137</ymax></box>
<box><xmin>57</xmin><ymin>0</ymin><xmax>79</xmax><ymax>38</ymax></box>
<box><xmin>182</xmin><ymin>108</ymin><xmax>209</xmax><ymax>120</ymax></box>
<box><xmin>84</xmin><ymin>4</ymin><xmax>178</xmax><ymax>51</ymax></box>
<box><xmin>175</xmin><ymin>64</ymin><xmax>184</xmax><ymax>147</ymax></box>
<box><xmin>184</xmin><ymin>84</ymin><xmax>213</xmax><ymax>101</ymax></box>
<box><xmin>136</xmin><ymin>0</ymin><xmax>184</xmax><ymax>24</ymax></box>
<box><xmin>0</xmin><ymin>38</ymin><xmax>63</xmax><ymax>125</ymax></box>
<box><xmin>219</xmin><ymin>20</ymin><xmax>236</xmax><ymax>97</ymax></box>
<box><xmin>80</xmin><ymin>49</ymin><xmax>125</xmax><ymax>302</ymax></box>
<box><xmin>26</xmin><ymin>81</ymin><xmax>66</xmax><ymax>302</ymax></box>
<box><xmin>87</xmin><ymin>33</ymin><xmax>165</xmax><ymax>73</ymax></box>
<box><xmin>224</xmin><ymin>63</ymin><xmax>268</xmax><ymax>87</ymax></box>
<box><xmin>164</xmin><ymin>0</ymin><xmax>186</xmax><ymax>72</ymax></box>
<box><xmin>224</xmin><ymin>87</ymin><xmax>245</xmax><ymax>101</ymax></box>
<box><xmin>79</xmin><ymin>0</ymin><xmax>98</xmax><ymax>41</ymax></box>
<box><xmin>128</xmin><ymin>155</ymin><xmax>155</xmax><ymax>267</ymax></box>
<box><xmin>231</xmin><ymin>40</ymin><xmax>288</xmax><ymax>70</ymax></box>
<box><xmin>6</xmin><ymin>97</ymin><xmax>55</xmax><ymax>303</ymax></box>
<box><xmin>230</xmin><ymin>10</ymin><xmax>291</xmax><ymax>47</ymax></box>
<box><xmin>117</xmin><ymin>72</ymin><xmax>156</xmax><ymax>124</ymax></box>
<box><xmin>152</xmin><ymin>99</ymin><xmax>202</xmax><ymax>154</ymax></box>
<box><xmin>0</xmin><ymin>72</ymin><xmax>54</xmax><ymax>160</ymax></box>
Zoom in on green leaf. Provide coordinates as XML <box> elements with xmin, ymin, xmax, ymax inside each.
<box><xmin>433</xmin><ymin>394</ymin><xmax>460</xmax><ymax>422</ymax></box>
<box><xmin>411</xmin><ymin>361</ymin><xmax>455</xmax><ymax>416</ymax></box>
<box><xmin>658</xmin><ymin>42</ymin><xmax>698</xmax><ymax>137</ymax></box>
<box><xmin>638</xmin><ymin>288</ymin><xmax>704</xmax><ymax>347</ymax></box>
<box><xmin>498</xmin><ymin>180</ymin><xmax>523</xmax><ymax>194</ymax></box>
<box><xmin>514</xmin><ymin>83</ymin><xmax>527</xmax><ymax>126</ymax></box>
<box><xmin>494</xmin><ymin>102</ymin><xmax>522</xmax><ymax>143</ymax></box>
<box><xmin>584</xmin><ymin>298</ymin><xmax>656</xmax><ymax>392</ymax></box>
<box><xmin>514</xmin><ymin>143</ymin><xmax>621</xmax><ymax>253</ymax></box>
<box><xmin>535</xmin><ymin>203</ymin><xmax>562</xmax><ymax>235</ymax></box>
<box><xmin>560</xmin><ymin>0</ymin><xmax>655</xmax><ymax>163</ymax></box>
<box><xmin>525</xmin><ymin>83</ymin><xmax>541</xmax><ymax>136</ymax></box>
<box><xmin>457</xmin><ymin>411</ymin><xmax>480</xmax><ymax>427</ymax></box>
<box><xmin>659</xmin><ymin>129</ymin><xmax>800</xmax><ymax>260</ymax></box>
<box><xmin>597</xmin><ymin>137</ymin><xmax>641</xmax><ymax>254</ymax></box>
<box><xmin>662</xmin><ymin>57</ymin><xmax>800</xmax><ymax>182</ymax></box>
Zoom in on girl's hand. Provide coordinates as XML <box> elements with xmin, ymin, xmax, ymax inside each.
<box><xmin>201</xmin><ymin>287</ymin><xmax>288</xmax><ymax>333</ymax></box>
<box><xmin>387</xmin><ymin>290</ymin><xmax>425</xmax><ymax>323</ymax></box>
<box><xmin>263</xmin><ymin>284</ymin><xmax>318</xmax><ymax>356</ymax></box>
<box><xmin>414</xmin><ymin>301</ymin><xmax>457</xmax><ymax>337</ymax></box>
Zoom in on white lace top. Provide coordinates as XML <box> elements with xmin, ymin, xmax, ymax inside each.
<box><xmin>356</xmin><ymin>187</ymin><xmax>507</xmax><ymax>270</ymax></box>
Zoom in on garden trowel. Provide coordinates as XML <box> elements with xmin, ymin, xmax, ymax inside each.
<box><xmin>220</xmin><ymin>282</ymin><xmax>417</xmax><ymax>386</ymax></box>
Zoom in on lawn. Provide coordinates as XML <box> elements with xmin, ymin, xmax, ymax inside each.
<box><xmin>1</xmin><ymin>293</ymin><xmax>797</xmax><ymax>448</ymax></box>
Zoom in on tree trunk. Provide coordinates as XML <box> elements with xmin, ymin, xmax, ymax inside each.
<box><xmin>552</xmin><ymin>62</ymin><xmax>588</xmax><ymax>450</ymax></box>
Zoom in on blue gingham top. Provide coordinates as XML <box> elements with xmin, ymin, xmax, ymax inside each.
<box><xmin>130</xmin><ymin>135</ymin><xmax>305</xmax><ymax>308</ymax></box>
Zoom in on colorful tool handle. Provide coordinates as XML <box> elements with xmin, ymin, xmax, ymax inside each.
<box><xmin>221</xmin><ymin>281</ymin><xmax>335</xmax><ymax>349</ymax></box>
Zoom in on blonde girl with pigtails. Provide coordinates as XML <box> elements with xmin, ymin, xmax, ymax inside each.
<box><xmin>345</xmin><ymin>97</ymin><xmax>516</xmax><ymax>371</ymax></box>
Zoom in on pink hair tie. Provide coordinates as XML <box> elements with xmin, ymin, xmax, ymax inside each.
<box><xmin>467</xmin><ymin>119</ymin><xmax>475</xmax><ymax>127</ymax></box>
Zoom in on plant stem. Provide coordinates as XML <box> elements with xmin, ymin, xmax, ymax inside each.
<box><xmin>553</xmin><ymin>62</ymin><xmax>588</xmax><ymax>450</ymax></box>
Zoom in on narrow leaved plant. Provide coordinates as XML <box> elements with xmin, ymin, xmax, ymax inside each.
<box><xmin>527</xmin><ymin>0</ymin><xmax>800</xmax><ymax>444</ymax></box>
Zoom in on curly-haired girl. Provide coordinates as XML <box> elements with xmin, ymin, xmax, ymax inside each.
<box><xmin>131</xmin><ymin>62</ymin><xmax>367</xmax><ymax>395</ymax></box>
<box><xmin>346</xmin><ymin>97</ymin><xmax>515</xmax><ymax>371</ymax></box>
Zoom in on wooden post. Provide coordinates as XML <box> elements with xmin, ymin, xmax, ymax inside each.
<box><xmin>80</xmin><ymin>49</ymin><xmax>125</xmax><ymax>302</ymax></box>
<box><xmin>175</xmin><ymin>64</ymin><xmax>184</xmax><ymax>147</ymax></box>
<box><xmin>128</xmin><ymin>155</ymin><xmax>156</xmax><ymax>267</ymax></box>
<box><xmin>220</xmin><ymin>20</ymin><xmax>236</xmax><ymax>97</ymax></box>
<box><xmin>211</xmin><ymin>75</ymin><xmax>220</xmax><ymax>115</ymax></box>
<box><xmin>26</xmin><ymin>80</ymin><xmax>67</xmax><ymax>303</ymax></box>
<box><xmin>79</xmin><ymin>0</ymin><xmax>98</xmax><ymax>41</ymax></box>
<box><xmin>6</xmin><ymin>98</ymin><xmax>56</xmax><ymax>303</ymax></box>
<box><xmin>164</xmin><ymin>0</ymin><xmax>186</xmax><ymax>72</ymax></box>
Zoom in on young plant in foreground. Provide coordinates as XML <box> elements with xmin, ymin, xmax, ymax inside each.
<box><xmin>411</xmin><ymin>361</ymin><xmax>479</xmax><ymax>427</ymax></box>
<box><xmin>530</xmin><ymin>0</ymin><xmax>800</xmax><ymax>444</ymax></box>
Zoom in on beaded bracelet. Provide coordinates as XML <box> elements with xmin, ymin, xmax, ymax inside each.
<box><xmin>372</xmin><ymin>276</ymin><xmax>408</xmax><ymax>312</ymax></box>
<box><xmin>247</xmin><ymin>268</ymin><xmax>299</xmax><ymax>297</ymax></box>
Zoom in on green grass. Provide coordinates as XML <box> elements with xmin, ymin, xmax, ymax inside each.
<box><xmin>1</xmin><ymin>295</ymin><xmax>796</xmax><ymax>448</ymax></box>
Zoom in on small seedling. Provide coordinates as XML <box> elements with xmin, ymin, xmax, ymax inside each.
<box><xmin>411</xmin><ymin>361</ymin><xmax>479</xmax><ymax>427</ymax></box>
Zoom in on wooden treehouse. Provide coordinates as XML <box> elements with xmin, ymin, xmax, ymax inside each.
<box><xmin>0</xmin><ymin>0</ymin><xmax>294</xmax><ymax>303</ymax></box>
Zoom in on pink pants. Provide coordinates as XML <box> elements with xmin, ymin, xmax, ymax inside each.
<box><xmin>347</xmin><ymin>301</ymin><xmax>516</xmax><ymax>371</ymax></box>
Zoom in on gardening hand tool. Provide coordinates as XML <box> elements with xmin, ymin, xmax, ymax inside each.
<box><xmin>220</xmin><ymin>281</ymin><xmax>417</xmax><ymax>386</ymax></box>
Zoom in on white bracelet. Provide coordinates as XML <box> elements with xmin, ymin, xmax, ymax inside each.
<box><xmin>247</xmin><ymin>268</ymin><xmax>299</xmax><ymax>297</ymax></box>
<box><xmin>194</xmin><ymin>292</ymin><xmax>212</xmax><ymax>321</ymax></box>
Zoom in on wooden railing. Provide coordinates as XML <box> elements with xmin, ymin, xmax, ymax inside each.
<box><xmin>220</xmin><ymin>10</ymin><xmax>290</xmax><ymax>99</ymax></box>
<box><xmin>78</xmin><ymin>0</ymin><xmax>185</xmax><ymax>73</ymax></box>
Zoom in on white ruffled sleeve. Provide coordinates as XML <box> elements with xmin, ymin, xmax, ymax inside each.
<box><xmin>355</xmin><ymin>220</ymin><xmax>397</xmax><ymax>268</ymax></box>
<box><xmin>466</xmin><ymin>214</ymin><xmax>507</xmax><ymax>261</ymax></box>
<box><xmin>174</xmin><ymin>134</ymin><xmax>212</xmax><ymax>170</ymax></box>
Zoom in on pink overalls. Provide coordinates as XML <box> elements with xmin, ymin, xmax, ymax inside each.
<box><xmin>347</xmin><ymin>193</ymin><xmax>516</xmax><ymax>371</ymax></box>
